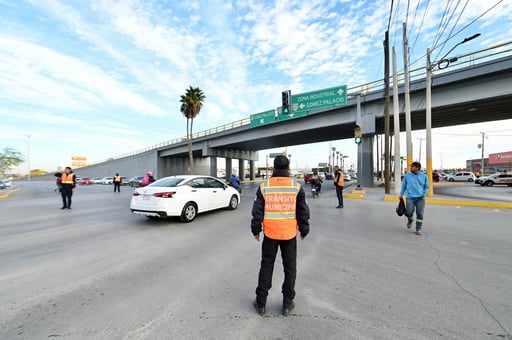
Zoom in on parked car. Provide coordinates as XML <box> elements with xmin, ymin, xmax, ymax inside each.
<box><xmin>344</xmin><ymin>173</ymin><xmax>351</xmax><ymax>181</ymax></box>
<box><xmin>130</xmin><ymin>175</ymin><xmax>240</xmax><ymax>222</ymax></box>
<box><xmin>447</xmin><ymin>172</ymin><xmax>476</xmax><ymax>182</ymax></box>
<box><xmin>127</xmin><ymin>176</ymin><xmax>145</xmax><ymax>187</ymax></box>
<box><xmin>0</xmin><ymin>180</ymin><xmax>7</xmax><ymax>190</ymax></box>
<box><xmin>101</xmin><ymin>176</ymin><xmax>114</xmax><ymax>185</ymax></box>
<box><xmin>92</xmin><ymin>177</ymin><xmax>102</xmax><ymax>184</ymax></box>
<box><xmin>121</xmin><ymin>176</ymin><xmax>129</xmax><ymax>185</ymax></box>
<box><xmin>78</xmin><ymin>177</ymin><xmax>93</xmax><ymax>185</ymax></box>
<box><xmin>479</xmin><ymin>173</ymin><xmax>512</xmax><ymax>187</ymax></box>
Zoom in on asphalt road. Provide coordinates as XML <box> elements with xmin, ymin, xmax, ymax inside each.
<box><xmin>1</xmin><ymin>181</ymin><xmax>511</xmax><ymax>339</ymax></box>
<box><xmin>433</xmin><ymin>181</ymin><xmax>512</xmax><ymax>202</ymax></box>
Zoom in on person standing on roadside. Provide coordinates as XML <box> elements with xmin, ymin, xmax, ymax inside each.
<box><xmin>399</xmin><ymin>161</ymin><xmax>429</xmax><ymax>235</ymax></box>
<box><xmin>251</xmin><ymin>155</ymin><xmax>310</xmax><ymax>317</ymax></box>
<box><xmin>333</xmin><ymin>165</ymin><xmax>344</xmax><ymax>208</ymax></box>
<box><xmin>113</xmin><ymin>173</ymin><xmax>122</xmax><ymax>192</ymax></box>
<box><xmin>54</xmin><ymin>167</ymin><xmax>76</xmax><ymax>209</ymax></box>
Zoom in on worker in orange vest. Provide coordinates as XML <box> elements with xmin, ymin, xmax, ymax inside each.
<box><xmin>113</xmin><ymin>173</ymin><xmax>122</xmax><ymax>192</ymax></box>
<box><xmin>251</xmin><ymin>155</ymin><xmax>310</xmax><ymax>316</ymax></box>
<box><xmin>54</xmin><ymin>167</ymin><xmax>76</xmax><ymax>209</ymax></box>
<box><xmin>334</xmin><ymin>165</ymin><xmax>344</xmax><ymax>208</ymax></box>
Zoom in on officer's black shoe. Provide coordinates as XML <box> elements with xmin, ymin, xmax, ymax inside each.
<box><xmin>61</xmin><ymin>206</ymin><xmax>67</xmax><ymax>209</ymax></box>
<box><xmin>282</xmin><ymin>301</ymin><xmax>295</xmax><ymax>316</ymax></box>
<box><xmin>253</xmin><ymin>299</ymin><xmax>266</xmax><ymax>316</ymax></box>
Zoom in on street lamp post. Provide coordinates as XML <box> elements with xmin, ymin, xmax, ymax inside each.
<box><xmin>26</xmin><ymin>134</ymin><xmax>31</xmax><ymax>181</ymax></box>
<box><xmin>332</xmin><ymin>147</ymin><xmax>336</xmax><ymax>168</ymax></box>
<box><xmin>426</xmin><ymin>33</ymin><xmax>480</xmax><ymax>196</ymax></box>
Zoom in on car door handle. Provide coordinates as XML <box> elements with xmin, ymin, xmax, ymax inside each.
<box><xmin>191</xmin><ymin>190</ymin><xmax>197</xmax><ymax>192</ymax></box>
<box><xmin>213</xmin><ymin>191</ymin><xmax>217</xmax><ymax>193</ymax></box>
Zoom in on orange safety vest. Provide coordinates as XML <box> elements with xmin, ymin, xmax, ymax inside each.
<box><xmin>335</xmin><ymin>171</ymin><xmax>344</xmax><ymax>187</ymax></box>
<box><xmin>61</xmin><ymin>173</ymin><xmax>74</xmax><ymax>185</ymax></box>
<box><xmin>114</xmin><ymin>176</ymin><xmax>121</xmax><ymax>182</ymax></box>
<box><xmin>260</xmin><ymin>177</ymin><xmax>301</xmax><ymax>240</ymax></box>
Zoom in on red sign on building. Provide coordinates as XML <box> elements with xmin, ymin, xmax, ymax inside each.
<box><xmin>488</xmin><ymin>151</ymin><xmax>512</xmax><ymax>164</ymax></box>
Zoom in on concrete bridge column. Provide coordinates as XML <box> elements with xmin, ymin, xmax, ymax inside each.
<box><xmin>225</xmin><ymin>158</ymin><xmax>232</xmax><ymax>180</ymax></box>
<box><xmin>209</xmin><ymin>157</ymin><xmax>217</xmax><ymax>177</ymax></box>
<box><xmin>358</xmin><ymin>136</ymin><xmax>374</xmax><ymax>187</ymax></box>
<box><xmin>249</xmin><ymin>160</ymin><xmax>255</xmax><ymax>180</ymax></box>
<box><xmin>238</xmin><ymin>159</ymin><xmax>244</xmax><ymax>179</ymax></box>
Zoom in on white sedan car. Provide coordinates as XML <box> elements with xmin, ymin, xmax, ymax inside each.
<box><xmin>130</xmin><ymin>175</ymin><xmax>240</xmax><ymax>222</ymax></box>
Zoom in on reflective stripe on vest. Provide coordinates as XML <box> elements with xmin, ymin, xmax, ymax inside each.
<box><xmin>61</xmin><ymin>173</ymin><xmax>74</xmax><ymax>185</ymax></box>
<box><xmin>260</xmin><ymin>177</ymin><xmax>300</xmax><ymax>240</ymax></box>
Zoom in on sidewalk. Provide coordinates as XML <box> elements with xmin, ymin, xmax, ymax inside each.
<box><xmin>346</xmin><ymin>181</ymin><xmax>512</xmax><ymax>209</ymax></box>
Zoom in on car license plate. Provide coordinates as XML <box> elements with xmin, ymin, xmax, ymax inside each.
<box><xmin>143</xmin><ymin>195</ymin><xmax>151</xmax><ymax>201</ymax></box>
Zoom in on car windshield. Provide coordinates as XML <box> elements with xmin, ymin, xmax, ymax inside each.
<box><xmin>148</xmin><ymin>177</ymin><xmax>185</xmax><ymax>187</ymax></box>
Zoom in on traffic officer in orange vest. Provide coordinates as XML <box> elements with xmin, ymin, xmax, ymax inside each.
<box><xmin>54</xmin><ymin>167</ymin><xmax>76</xmax><ymax>209</ymax></box>
<box><xmin>113</xmin><ymin>173</ymin><xmax>122</xmax><ymax>192</ymax></box>
<box><xmin>251</xmin><ymin>155</ymin><xmax>310</xmax><ymax>316</ymax></box>
<box><xmin>334</xmin><ymin>165</ymin><xmax>344</xmax><ymax>208</ymax></box>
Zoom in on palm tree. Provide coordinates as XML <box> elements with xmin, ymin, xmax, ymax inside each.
<box><xmin>180</xmin><ymin>86</ymin><xmax>205</xmax><ymax>174</ymax></box>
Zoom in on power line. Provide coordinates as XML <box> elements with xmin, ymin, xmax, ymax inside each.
<box><xmin>437</xmin><ymin>0</ymin><xmax>504</xmax><ymax>49</ymax></box>
<box><xmin>433</xmin><ymin>0</ymin><xmax>469</xmax><ymax>61</ymax></box>
<box><xmin>410</xmin><ymin>0</ymin><xmax>431</xmax><ymax>58</ymax></box>
<box><xmin>431</xmin><ymin>0</ymin><xmax>455</xmax><ymax>51</ymax></box>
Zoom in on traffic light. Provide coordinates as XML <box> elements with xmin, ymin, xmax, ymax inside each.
<box><xmin>281</xmin><ymin>90</ymin><xmax>291</xmax><ymax>114</ymax></box>
<box><xmin>354</xmin><ymin>124</ymin><xmax>362</xmax><ymax>144</ymax></box>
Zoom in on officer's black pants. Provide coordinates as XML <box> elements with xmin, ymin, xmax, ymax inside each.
<box><xmin>256</xmin><ymin>235</ymin><xmax>297</xmax><ymax>306</ymax></box>
<box><xmin>61</xmin><ymin>187</ymin><xmax>73</xmax><ymax>208</ymax></box>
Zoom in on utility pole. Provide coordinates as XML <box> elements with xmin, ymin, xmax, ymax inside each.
<box><xmin>480</xmin><ymin>132</ymin><xmax>488</xmax><ymax>175</ymax></box>
<box><xmin>417</xmin><ymin>138</ymin><xmax>425</xmax><ymax>164</ymax></box>
<box><xmin>384</xmin><ymin>31</ymin><xmax>390</xmax><ymax>194</ymax></box>
<box><xmin>403</xmin><ymin>23</ymin><xmax>413</xmax><ymax>173</ymax></box>
<box><xmin>392</xmin><ymin>46</ymin><xmax>401</xmax><ymax>194</ymax></box>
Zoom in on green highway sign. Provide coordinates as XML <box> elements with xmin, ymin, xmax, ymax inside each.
<box><xmin>277</xmin><ymin>106</ymin><xmax>307</xmax><ymax>121</ymax></box>
<box><xmin>291</xmin><ymin>85</ymin><xmax>347</xmax><ymax>113</ymax></box>
<box><xmin>250</xmin><ymin>109</ymin><xmax>276</xmax><ymax>127</ymax></box>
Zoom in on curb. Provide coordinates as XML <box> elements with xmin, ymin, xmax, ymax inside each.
<box><xmin>0</xmin><ymin>187</ymin><xmax>21</xmax><ymax>199</ymax></box>
<box><xmin>382</xmin><ymin>194</ymin><xmax>512</xmax><ymax>209</ymax></box>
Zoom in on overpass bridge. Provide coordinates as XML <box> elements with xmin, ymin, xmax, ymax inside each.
<box><xmin>77</xmin><ymin>43</ymin><xmax>512</xmax><ymax>186</ymax></box>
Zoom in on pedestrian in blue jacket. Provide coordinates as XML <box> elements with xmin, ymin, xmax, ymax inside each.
<box><xmin>399</xmin><ymin>162</ymin><xmax>429</xmax><ymax>235</ymax></box>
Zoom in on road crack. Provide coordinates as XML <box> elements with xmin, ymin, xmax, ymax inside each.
<box><xmin>430</xmin><ymin>243</ymin><xmax>511</xmax><ymax>339</ymax></box>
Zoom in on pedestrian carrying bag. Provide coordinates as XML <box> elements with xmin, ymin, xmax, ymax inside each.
<box><xmin>396</xmin><ymin>197</ymin><xmax>406</xmax><ymax>216</ymax></box>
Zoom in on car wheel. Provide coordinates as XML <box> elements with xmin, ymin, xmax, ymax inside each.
<box><xmin>180</xmin><ymin>202</ymin><xmax>197</xmax><ymax>223</ymax></box>
<box><xmin>449</xmin><ymin>178</ymin><xmax>454</xmax><ymax>182</ymax></box>
<box><xmin>485</xmin><ymin>181</ymin><xmax>493</xmax><ymax>187</ymax></box>
<box><xmin>227</xmin><ymin>195</ymin><xmax>239</xmax><ymax>210</ymax></box>
<box><xmin>468</xmin><ymin>178</ymin><xmax>474</xmax><ymax>182</ymax></box>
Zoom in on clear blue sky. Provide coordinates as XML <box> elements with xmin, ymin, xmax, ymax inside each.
<box><xmin>1</xmin><ymin>0</ymin><xmax>511</xmax><ymax>174</ymax></box>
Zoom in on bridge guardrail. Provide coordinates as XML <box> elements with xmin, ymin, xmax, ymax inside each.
<box><xmin>91</xmin><ymin>41</ymin><xmax>512</xmax><ymax>165</ymax></box>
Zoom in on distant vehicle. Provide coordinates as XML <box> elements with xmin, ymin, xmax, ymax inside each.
<box><xmin>344</xmin><ymin>173</ymin><xmax>351</xmax><ymax>181</ymax></box>
<box><xmin>0</xmin><ymin>179</ymin><xmax>12</xmax><ymax>188</ymax></box>
<box><xmin>78</xmin><ymin>177</ymin><xmax>93</xmax><ymax>185</ymax></box>
<box><xmin>101</xmin><ymin>176</ymin><xmax>114</xmax><ymax>185</ymax></box>
<box><xmin>304</xmin><ymin>173</ymin><xmax>313</xmax><ymax>184</ymax></box>
<box><xmin>432</xmin><ymin>172</ymin><xmax>440</xmax><ymax>182</ymax></box>
<box><xmin>127</xmin><ymin>176</ymin><xmax>144</xmax><ymax>187</ymax></box>
<box><xmin>438</xmin><ymin>172</ymin><xmax>449</xmax><ymax>181</ymax></box>
<box><xmin>75</xmin><ymin>176</ymin><xmax>82</xmax><ymax>182</ymax></box>
<box><xmin>325</xmin><ymin>173</ymin><xmax>334</xmax><ymax>180</ymax></box>
<box><xmin>130</xmin><ymin>175</ymin><xmax>240</xmax><ymax>222</ymax></box>
<box><xmin>0</xmin><ymin>180</ymin><xmax>7</xmax><ymax>190</ymax></box>
<box><xmin>121</xmin><ymin>176</ymin><xmax>129</xmax><ymax>185</ymax></box>
<box><xmin>92</xmin><ymin>177</ymin><xmax>102</xmax><ymax>184</ymax></box>
<box><xmin>295</xmin><ymin>173</ymin><xmax>304</xmax><ymax>179</ymax></box>
<box><xmin>447</xmin><ymin>172</ymin><xmax>476</xmax><ymax>182</ymax></box>
<box><xmin>479</xmin><ymin>173</ymin><xmax>512</xmax><ymax>187</ymax></box>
